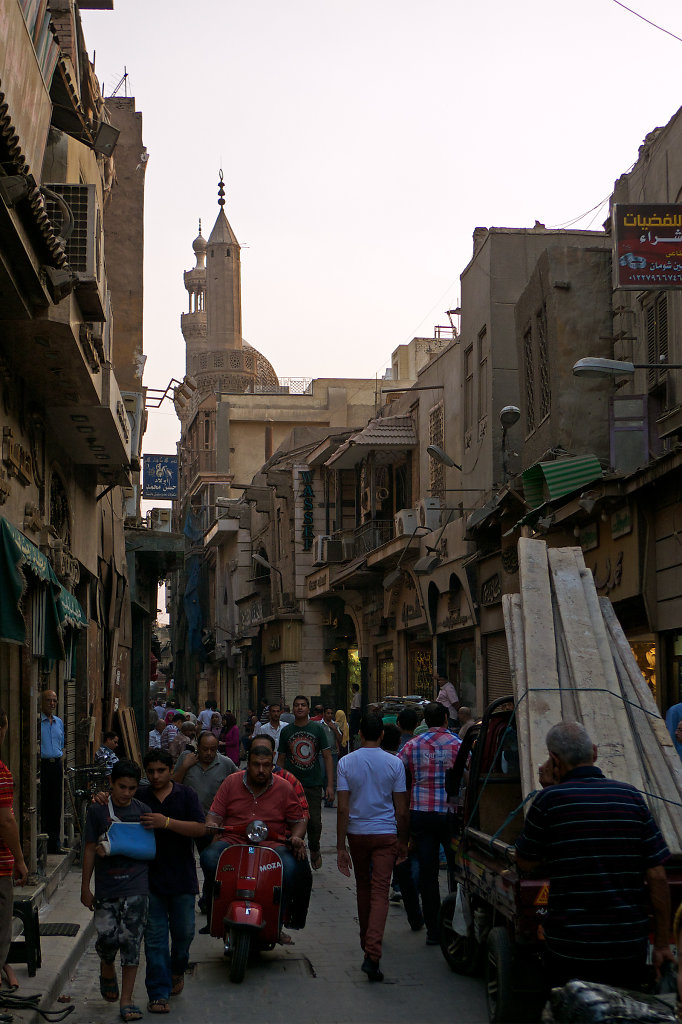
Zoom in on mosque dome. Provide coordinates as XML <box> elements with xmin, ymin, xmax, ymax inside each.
<box><xmin>244</xmin><ymin>341</ymin><xmax>279</xmax><ymax>389</ymax></box>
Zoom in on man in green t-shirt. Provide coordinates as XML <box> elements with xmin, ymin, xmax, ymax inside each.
<box><xmin>278</xmin><ymin>695</ymin><xmax>333</xmax><ymax>870</ymax></box>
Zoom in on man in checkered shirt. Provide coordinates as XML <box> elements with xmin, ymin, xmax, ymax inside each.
<box><xmin>400</xmin><ymin>702</ymin><xmax>460</xmax><ymax>945</ymax></box>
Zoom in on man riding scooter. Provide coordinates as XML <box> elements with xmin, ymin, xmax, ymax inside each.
<box><xmin>200</xmin><ymin>739</ymin><xmax>313</xmax><ymax>940</ymax></box>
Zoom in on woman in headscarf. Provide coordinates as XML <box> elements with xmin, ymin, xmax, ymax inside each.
<box><xmin>335</xmin><ymin>708</ymin><xmax>349</xmax><ymax>757</ymax></box>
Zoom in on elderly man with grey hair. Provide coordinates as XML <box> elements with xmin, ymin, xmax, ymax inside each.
<box><xmin>515</xmin><ymin>720</ymin><xmax>674</xmax><ymax>992</ymax></box>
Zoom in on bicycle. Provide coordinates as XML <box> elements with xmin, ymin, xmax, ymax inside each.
<box><xmin>65</xmin><ymin>764</ymin><xmax>110</xmax><ymax>861</ymax></box>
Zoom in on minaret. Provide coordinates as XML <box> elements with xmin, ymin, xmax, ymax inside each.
<box><xmin>179</xmin><ymin>172</ymin><xmax>279</xmax><ymax>410</ymax></box>
<box><xmin>206</xmin><ymin>171</ymin><xmax>242</xmax><ymax>350</ymax></box>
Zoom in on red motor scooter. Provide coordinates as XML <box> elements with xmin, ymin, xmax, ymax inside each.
<box><xmin>209</xmin><ymin>820</ymin><xmax>286</xmax><ymax>983</ymax></box>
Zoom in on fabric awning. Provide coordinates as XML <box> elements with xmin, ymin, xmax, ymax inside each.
<box><xmin>57</xmin><ymin>586</ymin><xmax>88</xmax><ymax>629</ymax></box>
<box><xmin>522</xmin><ymin>454</ymin><xmax>603</xmax><ymax>509</ymax></box>
<box><xmin>0</xmin><ymin>517</ymin><xmax>87</xmax><ymax>659</ymax></box>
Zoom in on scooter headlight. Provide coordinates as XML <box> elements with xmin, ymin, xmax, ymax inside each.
<box><xmin>246</xmin><ymin>819</ymin><xmax>269</xmax><ymax>843</ymax></box>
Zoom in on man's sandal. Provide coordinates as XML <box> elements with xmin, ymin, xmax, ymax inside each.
<box><xmin>311</xmin><ymin>852</ymin><xmax>322</xmax><ymax>870</ymax></box>
<box><xmin>171</xmin><ymin>974</ymin><xmax>184</xmax><ymax>995</ymax></box>
<box><xmin>99</xmin><ymin>971</ymin><xmax>119</xmax><ymax>1002</ymax></box>
<box><xmin>120</xmin><ymin>1007</ymin><xmax>143</xmax><ymax>1023</ymax></box>
<box><xmin>147</xmin><ymin>999</ymin><xmax>170</xmax><ymax>1014</ymax></box>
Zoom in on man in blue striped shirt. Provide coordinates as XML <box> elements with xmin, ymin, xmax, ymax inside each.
<box><xmin>515</xmin><ymin>720</ymin><xmax>674</xmax><ymax>989</ymax></box>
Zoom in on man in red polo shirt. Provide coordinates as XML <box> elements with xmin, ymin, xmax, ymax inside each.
<box><xmin>200</xmin><ymin>739</ymin><xmax>312</xmax><ymax>933</ymax></box>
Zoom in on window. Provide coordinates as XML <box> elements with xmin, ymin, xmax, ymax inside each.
<box><xmin>524</xmin><ymin>327</ymin><xmax>535</xmax><ymax>433</ymax></box>
<box><xmin>464</xmin><ymin>346</ymin><xmax>474</xmax><ymax>431</ymax></box>
<box><xmin>429</xmin><ymin>403</ymin><xmax>445</xmax><ymax>501</ymax></box>
<box><xmin>645</xmin><ymin>293</ymin><xmax>669</xmax><ymax>391</ymax></box>
<box><xmin>377</xmin><ymin>654</ymin><xmax>395</xmax><ymax>699</ymax></box>
<box><xmin>537</xmin><ymin>305</ymin><xmax>550</xmax><ymax>421</ymax></box>
<box><xmin>478</xmin><ymin>326</ymin><xmax>489</xmax><ymax>422</ymax></box>
<box><xmin>610</xmin><ymin>395</ymin><xmax>648</xmax><ymax>474</ymax></box>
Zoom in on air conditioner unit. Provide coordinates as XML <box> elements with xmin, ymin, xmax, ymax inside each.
<box><xmin>417</xmin><ymin>497</ymin><xmax>442</xmax><ymax>530</ymax></box>
<box><xmin>322</xmin><ymin>538</ymin><xmax>345</xmax><ymax>563</ymax></box>
<box><xmin>311</xmin><ymin>535</ymin><xmax>330</xmax><ymax>566</ymax></box>
<box><xmin>90</xmin><ymin>288</ymin><xmax>112</xmax><ymax>362</ymax></box>
<box><xmin>151</xmin><ymin>508</ymin><xmax>172</xmax><ymax>532</ymax></box>
<box><xmin>44</xmin><ymin>183</ymin><xmax>105</xmax><ymax>320</ymax></box>
<box><xmin>121</xmin><ymin>391</ymin><xmax>146</xmax><ymax>465</ymax></box>
<box><xmin>395</xmin><ymin>509</ymin><xmax>419</xmax><ymax>535</ymax></box>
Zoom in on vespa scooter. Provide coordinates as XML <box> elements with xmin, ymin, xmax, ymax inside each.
<box><xmin>208</xmin><ymin>820</ymin><xmax>285</xmax><ymax>983</ymax></box>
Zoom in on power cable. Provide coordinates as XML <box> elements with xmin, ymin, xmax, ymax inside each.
<box><xmin>610</xmin><ymin>0</ymin><xmax>682</xmax><ymax>45</ymax></box>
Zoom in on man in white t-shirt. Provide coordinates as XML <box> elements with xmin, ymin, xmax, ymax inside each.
<box><xmin>336</xmin><ymin>712</ymin><xmax>409</xmax><ymax>983</ymax></box>
<box><xmin>253</xmin><ymin>702</ymin><xmax>285</xmax><ymax>753</ymax></box>
<box><xmin>197</xmin><ymin>701</ymin><xmax>216</xmax><ymax>731</ymax></box>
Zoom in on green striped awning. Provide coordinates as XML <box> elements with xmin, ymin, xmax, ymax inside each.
<box><xmin>522</xmin><ymin>455</ymin><xmax>603</xmax><ymax>509</ymax></box>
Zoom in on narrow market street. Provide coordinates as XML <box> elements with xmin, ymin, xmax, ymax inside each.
<box><xmin>59</xmin><ymin>810</ymin><xmax>487</xmax><ymax>1024</ymax></box>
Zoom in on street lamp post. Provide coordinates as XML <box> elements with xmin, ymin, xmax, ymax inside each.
<box><xmin>572</xmin><ymin>357</ymin><xmax>682</xmax><ymax>378</ymax></box>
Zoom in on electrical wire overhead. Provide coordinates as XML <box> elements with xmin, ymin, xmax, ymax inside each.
<box><xmin>611</xmin><ymin>0</ymin><xmax>682</xmax><ymax>45</ymax></box>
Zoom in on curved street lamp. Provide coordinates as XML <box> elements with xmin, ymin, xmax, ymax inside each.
<box><xmin>427</xmin><ymin>444</ymin><xmax>461</xmax><ymax>471</ymax></box>
<box><xmin>572</xmin><ymin>357</ymin><xmax>682</xmax><ymax>378</ymax></box>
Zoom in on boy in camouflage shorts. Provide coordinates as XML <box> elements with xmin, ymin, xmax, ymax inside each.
<box><xmin>81</xmin><ymin>759</ymin><xmax>150</xmax><ymax>1023</ymax></box>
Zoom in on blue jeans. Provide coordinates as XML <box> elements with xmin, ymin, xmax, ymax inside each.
<box><xmin>410</xmin><ymin>810</ymin><xmax>453</xmax><ymax>940</ymax></box>
<box><xmin>200</xmin><ymin>841</ymin><xmax>312</xmax><ymax>929</ymax></box>
<box><xmin>144</xmin><ymin>892</ymin><xmax>196</xmax><ymax>1001</ymax></box>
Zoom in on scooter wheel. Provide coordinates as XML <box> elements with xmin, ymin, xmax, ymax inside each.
<box><xmin>229</xmin><ymin>929</ymin><xmax>251</xmax><ymax>983</ymax></box>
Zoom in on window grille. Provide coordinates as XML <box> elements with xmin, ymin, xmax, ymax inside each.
<box><xmin>537</xmin><ymin>306</ymin><xmax>551</xmax><ymax>421</ymax></box>
<box><xmin>429</xmin><ymin>403</ymin><xmax>445</xmax><ymax>501</ymax></box>
<box><xmin>645</xmin><ymin>293</ymin><xmax>669</xmax><ymax>391</ymax></box>
<box><xmin>464</xmin><ymin>346</ymin><xmax>474</xmax><ymax>431</ymax></box>
<box><xmin>478</xmin><ymin>326</ymin><xmax>488</xmax><ymax>422</ymax></box>
<box><xmin>524</xmin><ymin>327</ymin><xmax>535</xmax><ymax>433</ymax></box>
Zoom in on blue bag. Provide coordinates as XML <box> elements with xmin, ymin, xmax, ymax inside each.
<box><xmin>99</xmin><ymin>798</ymin><xmax>156</xmax><ymax>860</ymax></box>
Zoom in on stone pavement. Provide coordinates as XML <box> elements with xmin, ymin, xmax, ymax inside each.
<box><xmin>50</xmin><ymin>808</ymin><xmax>488</xmax><ymax>1024</ymax></box>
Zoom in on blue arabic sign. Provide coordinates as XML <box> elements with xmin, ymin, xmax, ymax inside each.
<box><xmin>143</xmin><ymin>454</ymin><xmax>178</xmax><ymax>499</ymax></box>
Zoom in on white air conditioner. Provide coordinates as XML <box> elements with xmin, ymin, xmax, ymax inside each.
<box><xmin>90</xmin><ymin>288</ymin><xmax>112</xmax><ymax>361</ymax></box>
<box><xmin>121</xmin><ymin>391</ymin><xmax>146</xmax><ymax>465</ymax></box>
<box><xmin>151</xmin><ymin>508</ymin><xmax>172</xmax><ymax>532</ymax></box>
<box><xmin>44</xmin><ymin>182</ymin><xmax>105</xmax><ymax>320</ymax></box>
<box><xmin>395</xmin><ymin>509</ymin><xmax>418</xmax><ymax>535</ymax></box>
<box><xmin>417</xmin><ymin>497</ymin><xmax>442</xmax><ymax>530</ymax></box>
<box><xmin>312</xmin><ymin>535</ymin><xmax>330</xmax><ymax>566</ymax></box>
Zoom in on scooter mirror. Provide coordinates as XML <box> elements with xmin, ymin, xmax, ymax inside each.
<box><xmin>246</xmin><ymin>819</ymin><xmax>269</xmax><ymax>843</ymax></box>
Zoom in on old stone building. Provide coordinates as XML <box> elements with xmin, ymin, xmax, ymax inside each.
<box><xmin>0</xmin><ymin>0</ymin><xmax>156</xmax><ymax>870</ymax></box>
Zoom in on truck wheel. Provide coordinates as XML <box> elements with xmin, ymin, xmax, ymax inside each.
<box><xmin>438</xmin><ymin>892</ymin><xmax>480</xmax><ymax>975</ymax></box>
<box><xmin>486</xmin><ymin>926</ymin><xmax>519</xmax><ymax>1023</ymax></box>
<box><xmin>229</xmin><ymin>929</ymin><xmax>251</xmax><ymax>983</ymax></box>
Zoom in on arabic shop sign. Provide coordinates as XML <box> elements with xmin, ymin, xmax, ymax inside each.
<box><xmin>300</xmin><ymin>470</ymin><xmax>314</xmax><ymax>551</ymax></box>
<box><xmin>614</xmin><ymin>204</ymin><xmax>682</xmax><ymax>289</ymax></box>
<box><xmin>143</xmin><ymin>454</ymin><xmax>178</xmax><ymax>499</ymax></box>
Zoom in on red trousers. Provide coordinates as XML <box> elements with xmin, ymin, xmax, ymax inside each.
<box><xmin>347</xmin><ymin>833</ymin><xmax>397</xmax><ymax>962</ymax></box>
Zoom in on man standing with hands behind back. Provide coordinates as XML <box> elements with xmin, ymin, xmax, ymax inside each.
<box><xmin>40</xmin><ymin>689</ymin><xmax>65</xmax><ymax>854</ymax></box>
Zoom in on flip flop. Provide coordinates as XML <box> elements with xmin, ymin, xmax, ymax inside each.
<box><xmin>99</xmin><ymin>970</ymin><xmax>119</xmax><ymax>1002</ymax></box>
<box><xmin>278</xmin><ymin>930</ymin><xmax>295</xmax><ymax>945</ymax></box>
<box><xmin>120</xmin><ymin>1006</ymin><xmax>143</xmax><ymax>1022</ymax></box>
<box><xmin>147</xmin><ymin>999</ymin><xmax>170</xmax><ymax>1014</ymax></box>
<box><xmin>311</xmin><ymin>852</ymin><xmax>322</xmax><ymax>870</ymax></box>
<box><xmin>171</xmin><ymin>974</ymin><xmax>184</xmax><ymax>995</ymax></box>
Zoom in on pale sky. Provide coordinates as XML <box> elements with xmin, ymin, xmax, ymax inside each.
<box><xmin>81</xmin><ymin>0</ymin><xmax>682</xmax><ymax>456</ymax></box>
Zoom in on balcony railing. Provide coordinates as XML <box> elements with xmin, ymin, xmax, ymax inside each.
<box><xmin>189</xmin><ymin>448</ymin><xmax>216</xmax><ymax>481</ymax></box>
<box><xmin>332</xmin><ymin>519</ymin><xmax>395</xmax><ymax>559</ymax></box>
